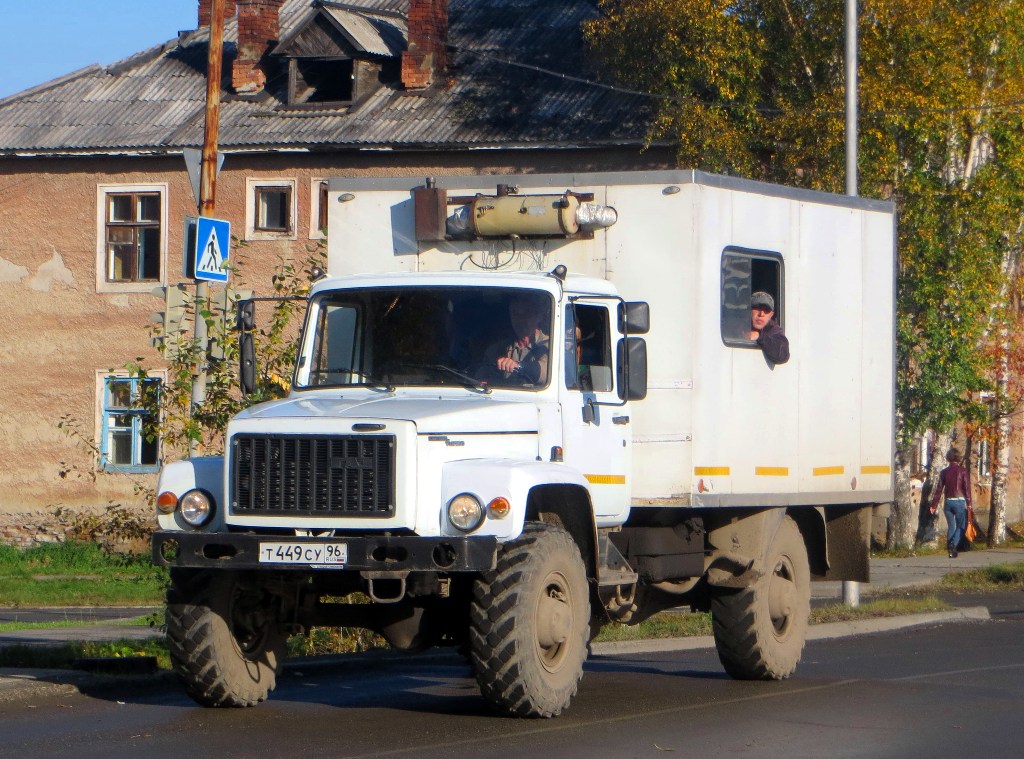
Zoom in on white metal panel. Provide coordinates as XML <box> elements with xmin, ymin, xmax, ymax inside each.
<box><xmin>690</xmin><ymin>186</ymin><xmax>802</xmax><ymax>499</ymax></box>
<box><xmin>795</xmin><ymin>203</ymin><xmax>864</xmax><ymax>492</ymax></box>
<box><xmin>859</xmin><ymin>211</ymin><xmax>896</xmax><ymax>487</ymax></box>
<box><xmin>329</xmin><ymin>189</ymin><xmax>418</xmax><ymax>274</ymax></box>
<box><xmin>604</xmin><ymin>182</ymin><xmax>696</xmax><ymax>500</ymax></box>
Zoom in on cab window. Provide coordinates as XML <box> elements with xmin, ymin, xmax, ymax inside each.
<box><xmin>565</xmin><ymin>304</ymin><xmax>614</xmax><ymax>392</ymax></box>
<box><xmin>721</xmin><ymin>247</ymin><xmax>784</xmax><ymax>347</ymax></box>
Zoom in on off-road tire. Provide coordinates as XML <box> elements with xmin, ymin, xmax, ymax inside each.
<box><xmin>469</xmin><ymin>522</ymin><xmax>590</xmax><ymax>718</ymax></box>
<box><xmin>166</xmin><ymin>569</ymin><xmax>287</xmax><ymax>707</ymax></box>
<box><xmin>710</xmin><ymin>515</ymin><xmax>810</xmax><ymax>680</ymax></box>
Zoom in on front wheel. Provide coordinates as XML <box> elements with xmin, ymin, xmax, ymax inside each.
<box><xmin>710</xmin><ymin>515</ymin><xmax>810</xmax><ymax>680</ymax></box>
<box><xmin>165</xmin><ymin>570</ymin><xmax>288</xmax><ymax>707</ymax></box>
<box><xmin>469</xmin><ymin>523</ymin><xmax>590</xmax><ymax>718</ymax></box>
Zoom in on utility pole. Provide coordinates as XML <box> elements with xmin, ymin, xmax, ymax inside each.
<box><xmin>843</xmin><ymin>0</ymin><xmax>861</xmax><ymax>608</ymax></box>
<box><xmin>190</xmin><ymin>0</ymin><xmax>226</xmax><ymax>456</ymax></box>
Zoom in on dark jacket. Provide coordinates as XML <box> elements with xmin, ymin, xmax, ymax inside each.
<box><xmin>930</xmin><ymin>463</ymin><xmax>972</xmax><ymax>510</ymax></box>
<box><xmin>756</xmin><ymin>320</ymin><xmax>790</xmax><ymax>365</ymax></box>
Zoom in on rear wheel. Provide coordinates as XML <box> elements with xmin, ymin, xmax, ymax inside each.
<box><xmin>166</xmin><ymin>570</ymin><xmax>288</xmax><ymax>707</ymax></box>
<box><xmin>710</xmin><ymin>516</ymin><xmax>810</xmax><ymax>680</ymax></box>
<box><xmin>469</xmin><ymin>523</ymin><xmax>590</xmax><ymax>718</ymax></box>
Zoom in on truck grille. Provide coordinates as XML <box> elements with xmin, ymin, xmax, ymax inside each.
<box><xmin>231</xmin><ymin>434</ymin><xmax>396</xmax><ymax>517</ymax></box>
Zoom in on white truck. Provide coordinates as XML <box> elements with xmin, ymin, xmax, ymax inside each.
<box><xmin>151</xmin><ymin>170</ymin><xmax>895</xmax><ymax>718</ymax></box>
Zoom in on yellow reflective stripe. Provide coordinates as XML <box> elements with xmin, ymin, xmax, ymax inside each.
<box><xmin>585</xmin><ymin>474</ymin><xmax>626</xmax><ymax>485</ymax></box>
<box><xmin>755</xmin><ymin>467</ymin><xmax>789</xmax><ymax>476</ymax></box>
<box><xmin>694</xmin><ymin>467</ymin><xmax>730</xmax><ymax>476</ymax></box>
<box><xmin>813</xmin><ymin>466</ymin><xmax>845</xmax><ymax>476</ymax></box>
<box><xmin>861</xmin><ymin>465</ymin><xmax>892</xmax><ymax>475</ymax></box>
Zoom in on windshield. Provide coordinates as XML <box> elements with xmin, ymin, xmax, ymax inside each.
<box><xmin>295</xmin><ymin>286</ymin><xmax>554</xmax><ymax>391</ymax></box>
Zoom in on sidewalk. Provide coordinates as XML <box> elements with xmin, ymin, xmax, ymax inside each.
<box><xmin>812</xmin><ymin>545</ymin><xmax>1024</xmax><ymax>599</ymax></box>
<box><xmin>2</xmin><ymin>546</ymin><xmax>1022</xmax><ymax>702</ymax></box>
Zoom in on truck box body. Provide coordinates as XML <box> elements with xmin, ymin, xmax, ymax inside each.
<box><xmin>328</xmin><ymin>170</ymin><xmax>896</xmax><ymax>510</ymax></box>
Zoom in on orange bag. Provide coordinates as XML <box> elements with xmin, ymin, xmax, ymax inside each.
<box><xmin>965</xmin><ymin>507</ymin><xmax>978</xmax><ymax>542</ymax></box>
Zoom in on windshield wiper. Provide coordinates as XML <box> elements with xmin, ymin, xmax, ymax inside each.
<box><xmin>399</xmin><ymin>363</ymin><xmax>491</xmax><ymax>393</ymax></box>
<box><xmin>310</xmin><ymin>368</ymin><xmax>395</xmax><ymax>392</ymax></box>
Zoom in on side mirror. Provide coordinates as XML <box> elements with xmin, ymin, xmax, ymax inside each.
<box><xmin>619</xmin><ymin>301</ymin><xmax>650</xmax><ymax>335</ymax></box>
<box><xmin>240</xmin><ymin>332</ymin><xmax>256</xmax><ymax>396</ymax></box>
<box><xmin>617</xmin><ymin>337</ymin><xmax>647</xmax><ymax>401</ymax></box>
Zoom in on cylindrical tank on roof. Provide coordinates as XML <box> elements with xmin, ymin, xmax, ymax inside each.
<box><xmin>471</xmin><ymin>193</ymin><xmax>581</xmax><ymax>237</ymax></box>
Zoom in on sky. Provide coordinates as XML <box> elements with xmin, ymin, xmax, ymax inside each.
<box><xmin>0</xmin><ymin>1</ymin><xmax>199</xmax><ymax>100</ymax></box>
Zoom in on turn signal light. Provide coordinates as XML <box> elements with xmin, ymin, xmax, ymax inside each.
<box><xmin>156</xmin><ymin>491</ymin><xmax>178</xmax><ymax>514</ymax></box>
<box><xmin>488</xmin><ymin>497</ymin><xmax>511</xmax><ymax>519</ymax></box>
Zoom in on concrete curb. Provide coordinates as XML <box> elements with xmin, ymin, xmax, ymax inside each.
<box><xmin>589</xmin><ymin>606</ymin><xmax>991</xmax><ymax>657</ymax></box>
<box><xmin>0</xmin><ymin>606</ymin><xmax>995</xmax><ymax>704</ymax></box>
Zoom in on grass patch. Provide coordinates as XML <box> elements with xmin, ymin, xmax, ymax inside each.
<box><xmin>0</xmin><ymin>611</ymin><xmax>161</xmax><ymax>633</ymax></box>
<box><xmin>594</xmin><ymin>611</ymin><xmax>712</xmax><ymax>642</ymax></box>
<box><xmin>0</xmin><ymin>637</ymin><xmax>171</xmax><ymax>671</ymax></box>
<box><xmin>0</xmin><ymin>542</ymin><xmax>167</xmax><ymax>607</ymax></box>
<box><xmin>871</xmin><ymin>545</ymin><xmax>945</xmax><ymax>559</ymax></box>
<box><xmin>940</xmin><ymin>561</ymin><xmax>1024</xmax><ymax>591</ymax></box>
<box><xmin>593</xmin><ymin>594</ymin><xmax>953</xmax><ymax>642</ymax></box>
<box><xmin>810</xmin><ymin>594</ymin><xmax>951</xmax><ymax>624</ymax></box>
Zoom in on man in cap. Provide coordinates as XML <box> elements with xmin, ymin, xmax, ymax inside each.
<box><xmin>749</xmin><ymin>291</ymin><xmax>789</xmax><ymax>365</ymax></box>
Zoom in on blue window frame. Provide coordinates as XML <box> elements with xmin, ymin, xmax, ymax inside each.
<box><xmin>101</xmin><ymin>377</ymin><xmax>160</xmax><ymax>472</ymax></box>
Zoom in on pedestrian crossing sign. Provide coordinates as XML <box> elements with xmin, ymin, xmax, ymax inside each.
<box><xmin>194</xmin><ymin>217</ymin><xmax>231</xmax><ymax>283</ymax></box>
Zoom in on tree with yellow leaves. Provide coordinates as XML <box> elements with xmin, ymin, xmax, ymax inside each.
<box><xmin>587</xmin><ymin>0</ymin><xmax>1024</xmax><ymax>546</ymax></box>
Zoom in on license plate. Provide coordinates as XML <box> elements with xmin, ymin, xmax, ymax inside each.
<box><xmin>258</xmin><ymin>541</ymin><xmax>348</xmax><ymax>566</ymax></box>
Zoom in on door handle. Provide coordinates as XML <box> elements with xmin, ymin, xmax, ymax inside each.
<box><xmin>612</xmin><ymin>416</ymin><xmax>630</xmax><ymax>425</ymax></box>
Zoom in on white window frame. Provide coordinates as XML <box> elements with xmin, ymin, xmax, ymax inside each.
<box><xmin>95</xmin><ymin>183</ymin><xmax>169</xmax><ymax>294</ymax></box>
<box><xmin>95</xmin><ymin>370</ymin><xmax>165</xmax><ymax>473</ymax></box>
<box><xmin>245</xmin><ymin>178</ymin><xmax>298</xmax><ymax>241</ymax></box>
<box><xmin>309</xmin><ymin>178</ymin><xmax>329</xmax><ymax>240</ymax></box>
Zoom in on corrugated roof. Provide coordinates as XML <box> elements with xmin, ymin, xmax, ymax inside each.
<box><xmin>321</xmin><ymin>7</ymin><xmax>407</xmax><ymax>56</ymax></box>
<box><xmin>0</xmin><ymin>0</ymin><xmax>655</xmax><ymax>155</ymax></box>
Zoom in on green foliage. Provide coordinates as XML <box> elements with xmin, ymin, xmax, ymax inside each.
<box><xmin>142</xmin><ymin>239</ymin><xmax>326</xmax><ymax>458</ymax></box>
<box><xmin>286</xmin><ymin>626</ymin><xmax>388</xmax><ymax>657</ymax></box>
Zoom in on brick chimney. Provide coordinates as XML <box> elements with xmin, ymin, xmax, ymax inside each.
<box><xmin>198</xmin><ymin>0</ymin><xmax>238</xmax><ymax>28</ymax></box>
<box><xmin>401</xmin><ymin>0</ymin><xmax>449</xmax><ymax>90</ymax></box>
<box><xmin>232</xmin><ymin>0</ymin><xmax>283</xmax><ymax>94</ymax></box>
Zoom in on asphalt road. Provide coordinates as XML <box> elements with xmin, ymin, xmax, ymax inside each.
<box><xmin>2</xmin><ymin>591</ymin><xmax>1023</xmax><ymax>759</ymax></box>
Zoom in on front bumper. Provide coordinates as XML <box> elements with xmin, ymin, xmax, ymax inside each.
<box><xmin>151</xmin><ymin>530</ymin><xmax>498</xmax><ymax>572</ymax></box>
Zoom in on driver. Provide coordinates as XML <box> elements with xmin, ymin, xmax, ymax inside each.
<box><xmin>483</xmin><ymin>295</ymin><xmax>551</xmax><ymax>385</ymax></box>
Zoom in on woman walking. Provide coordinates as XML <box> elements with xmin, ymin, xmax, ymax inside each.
<box><xmin>929</xmin><ymin>448</ymin><xmax>972</xmax><ymax>558</ymax></box>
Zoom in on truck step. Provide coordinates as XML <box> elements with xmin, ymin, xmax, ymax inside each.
<box><xmin>597</xmin><ymin>567</ymin><xmax>639</xmax><ymax>587</ymax></box>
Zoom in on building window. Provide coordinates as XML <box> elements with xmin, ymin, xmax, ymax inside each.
<box><xmin>978</xmin><ymin>438</ymin><xmax>991</xmax><ymax>479</ymax></box>
<box><xmin>289</xmin><ymin>59</ymin><xmax>355</xmax><ymax>105</ymax></box>
<box><xmin>246</xmin><ymin>179</ymin><xmax>297</xmax><ymax>240</ymax></box>
<box><xmin>720</xmin><ymin>247</ymin><xmax>784</xmax><ymax>348</ymax></box>
<box><xmin>100</xmin><ymin>375</ymin><xmax>161</xmax><ymax>472</ymax></box>
<box><xmin>309</xmin><ymin>180</ymin><xmax>329</xmax><ymax>239</ymax></box>
<box><xmin>256</xmin><ymin>186</ymin><xmax>292</xmax><ymax>232</ymax></box>
<box><xmin>96</xmin><ymin>184</ymin><xmax>167</xmax><ymax>293</ymax></box>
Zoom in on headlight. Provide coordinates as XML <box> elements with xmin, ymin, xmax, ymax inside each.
<box><xmin>179</xmin><ymin>489</ymin><xmax>214</xmax><ymax>527</ymax></box>
<box><xmin>447</xmin><ymin>493</ymin><xmax>485</xmax><ymax>532</ymax></box>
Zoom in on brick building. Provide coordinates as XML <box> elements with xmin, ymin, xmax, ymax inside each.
<box><xmin>0</xmin><ymin>0</ymin><xmax>671</xmax><ymax>523</ymax></box>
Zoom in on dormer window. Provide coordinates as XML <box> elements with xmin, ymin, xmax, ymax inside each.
<box><xmin>291</xmin><ymin>58</ymin><xmax>355</xmax><ymax>105</ymax></box>
<box><xmin>272</xmin><ymin>5</ymin><xmax>407</xmax><ymax>109</ymax></box>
